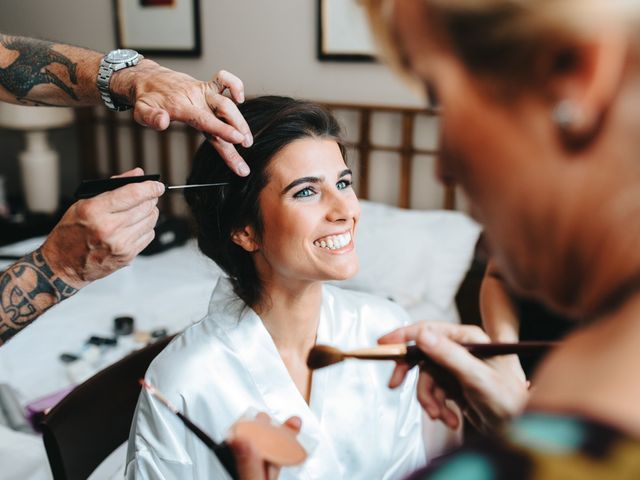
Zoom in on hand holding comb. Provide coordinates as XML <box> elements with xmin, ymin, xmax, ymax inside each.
<box><xmin>307</xmin><ymin>341</ymin><xmax>559</xmax><ymax>370</ymax></box>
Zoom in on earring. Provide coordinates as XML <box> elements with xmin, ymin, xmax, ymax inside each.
<box><xmin>552</xmin><ymin>100</ymin><xmax>582</xmax><ymax>130</ymax></box>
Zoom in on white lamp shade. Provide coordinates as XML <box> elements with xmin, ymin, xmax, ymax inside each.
<box><xmin>0</xmin><ymin>103</ymin><xmax>74</xmax><ymax>130</ymax></box>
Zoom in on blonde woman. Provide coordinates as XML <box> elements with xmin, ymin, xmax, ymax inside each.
<box><xmin>211</xmin><ymin>2</ymin><xmax>640</xmax><ymax>478</ymax></box>
<box><xmin>363</xmin><ymin>0</ymin><xmax>640</xmax><ymax>478</ymax></box>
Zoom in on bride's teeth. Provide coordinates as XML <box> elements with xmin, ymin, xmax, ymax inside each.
<box><xmin>315</xmin><ymin>232</ymin><xmax>352</xmax><ymax>250</ymax></box>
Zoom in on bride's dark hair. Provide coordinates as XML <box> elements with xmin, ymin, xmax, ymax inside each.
<box><xmin>184</xmin><ymin>96</ymin><xmax>345</xmax><ymax>306</ymax></box>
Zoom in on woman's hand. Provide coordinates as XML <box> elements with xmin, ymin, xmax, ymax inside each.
<box><xmin>228</xmin><ymin>415</ymin><xmax>302</xmax><ymax>480</ymax></box>
<box><xmin>380</xmin><ymin>322</ymin><xmax>529</xmax><ymax>433</ymax></box>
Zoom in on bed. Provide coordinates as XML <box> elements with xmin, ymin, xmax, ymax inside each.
<box><xmin>0</xmin><ymin>101</ymin><xmax>483</xmax><ymax>479</ymax></box>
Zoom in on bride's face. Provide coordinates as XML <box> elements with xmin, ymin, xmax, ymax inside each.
<box><xmin>251</xmin><ymin>137</ymin><xmax>360</xmax><ymax>286</ymax></box>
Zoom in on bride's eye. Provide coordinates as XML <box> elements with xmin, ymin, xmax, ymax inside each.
<box><xmin>336</xmin><ymin>179</ymin><xmax>352</xmax><ymax>190</ymax></box>
<box><xmin>294</xmin><ymin>187</ymin><xmax>316</xmax><ymax>198</ymax></box>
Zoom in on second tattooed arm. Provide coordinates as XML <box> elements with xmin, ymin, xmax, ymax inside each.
<box><xmin>0</xmin><ymin>32</ymin><xmax>253</xmax><ymax>174</ymax></box>
<box><xmin>0</xmin><ymin>249</ymin><xmax>78</xmax><ymax>346</ymax></box>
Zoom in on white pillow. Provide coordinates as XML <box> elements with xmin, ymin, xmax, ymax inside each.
<box><xmin>333</xmin><ymin>200</ymin><xmax>481</xmax><ymax>314</ymax></box>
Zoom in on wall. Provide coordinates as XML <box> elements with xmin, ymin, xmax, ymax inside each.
<box><xmin>0</xmin><ymin>0</ymin><xmax>446</xmax><ymax>210</ymax></box>
<box><xmin>0</xmin><ymin>0</ymin><xmax>421</xmax><ymax>105</ymax></box>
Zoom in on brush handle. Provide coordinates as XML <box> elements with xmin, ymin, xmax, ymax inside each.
<box><xmin>176</xmin><ymin>412</ymin><xmax>239</xmax><ymax>479</ymax></box>
<box><xmin>405</xmin><ymin>341</ymin><xmax>559</xmax><ymax>365</ymax></box>
<box><xmin>464</xmin><ymin>341</ymin><xmax>559</xmax><ymax>358</ymax></box>
<box><xmin>74</xmin><ymin>174</ymin><xmax>161</xmax><ymax>199</ymax></box>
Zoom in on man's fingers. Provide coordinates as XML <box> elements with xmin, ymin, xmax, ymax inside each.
<box><xmin>115</xmin><ymin>198</ymin><xmax>159</xmax><ymax>229</ymax></box>
<box><xmin>214</xmin><ymin>69</ymin><xmax>245</xmax><ymax>103</ymax></box>
<box><xmin>111</xmin><ymin>167</ymin><xmax>144</xmax><ymax>179</ymax></box>
<box><xmin>211</xmin><ymin>137</ymin><xmax>251</xmax><ymax>176</ymax></box>
<box><xmin>98</xmin><ymin>209</ymin><xmax>158</xmax><ymax>261</ymax></box>
<box><xmin>128</xmin><ymin>229</ymin><xmax>156</xmax><ymax>258</ymax></box>
<box><xmin>195</xmin><ymin>109</ymin><xmax>246</xmax><ymax>145</ymax></box>
<box><xmin>133</xmin><ymin>100</ymin><xmax>171</xmax><ymax>131</ymax></box>
<box><xmin>100</xmin><ymin>181</ymin><xmax>165</xmax><ymax>213</ymax></box>
<box><xmin>205</xmin><ymin>95</ymin><xmax>252</xmax><ymax>147</ymax></box>
<box><xmin>121</xmin><ymin>205</ymin><xmax>160</xmax><ymax>243</ymax></box>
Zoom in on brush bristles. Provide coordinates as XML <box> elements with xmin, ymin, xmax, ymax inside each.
<box><xmin>307</xmin><ymin>345</ymin><xmax>345</xmax><ymax>370</ymax></box>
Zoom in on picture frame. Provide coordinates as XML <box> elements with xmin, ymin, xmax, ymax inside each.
<box><xmin>317</xmin><ymin>0</ymin><xmax>377</xmax><ymax>62</ymax></box>
<box><xmin>113</xmin><ymin>0</ymin><xmax>201</xmax><ymax>57</ymax></box>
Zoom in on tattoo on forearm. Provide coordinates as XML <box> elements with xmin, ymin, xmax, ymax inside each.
<box><xmin>0</xmin><ymin>248</ymin><xmax>78</xmax><ymax>345</ymax></box>
<box><xmin>0</xmin><ymin>33</ymin><xmax>78</xmax><ymax>102</ymax></box>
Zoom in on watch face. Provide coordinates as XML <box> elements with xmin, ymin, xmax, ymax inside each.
<box><xmin>106</xmin><ymin>49</ymin><xmax>138</xmax><ymax>63</ymax></box>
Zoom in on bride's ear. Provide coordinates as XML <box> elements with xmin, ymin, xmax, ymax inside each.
<box><xmin>231</xmin><ymin>225</ymin><xmax>259</xmax><ymax>252</ymax></box>
<box><xmin>546</xmin><ymin>26</ymin><xmax>628</xmax><ymax>149</ymax></box>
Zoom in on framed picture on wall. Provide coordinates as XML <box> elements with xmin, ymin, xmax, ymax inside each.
<box><xmin>317</xmin><ymin>0</ymin><xmax>377</xmax><ymax>62</ymax></box>
<box><xmin>113</xmin><ymin>0</ymin><xmax>201</xmax><ymax>57</ymax></box>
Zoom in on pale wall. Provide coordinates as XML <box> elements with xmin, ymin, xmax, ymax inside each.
<box><xmin>0</xmin><ymin>0</ymin><xmax>422</xmax><ymax>106</ymax></box>
<box><xmin>0</xmin><ymin>0</ymin><xmax>453</xmax><ymax>210</ymax></box>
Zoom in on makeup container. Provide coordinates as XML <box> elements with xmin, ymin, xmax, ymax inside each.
<box><xmin>114</xmin><ymin>316</ymin><xmax>134</xmax><ymax>336</ymax></box>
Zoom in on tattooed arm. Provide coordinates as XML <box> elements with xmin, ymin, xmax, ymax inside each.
<box><xmin>0</xmin><ymin>168</ymin><xmax>164</xmax><ymax>347</ymax></box>
<box><xmin>0</xmin><ymin>32</ymin><xmax>252</xmax><ymax>174</ymax></box>
<box><xmin>0</xmin><ymin>249</ymin><xmax>77</xmax><ymax>345</ymax></box>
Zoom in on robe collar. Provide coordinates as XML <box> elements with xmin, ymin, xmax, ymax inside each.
<box><xmin>206</xmin><ymin>277</ymin><xmax>344</xmax><ymax>478</ymax></box>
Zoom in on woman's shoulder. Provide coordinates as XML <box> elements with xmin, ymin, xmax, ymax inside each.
<box><xmin>144</xmin><ymin>319</ymin><xmax>233</xmax><ymax>394</ymax></box>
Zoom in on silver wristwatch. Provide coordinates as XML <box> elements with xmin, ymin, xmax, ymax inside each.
<box><xmin>97</xmin><ymin>49</ymin><xmax>142</xmax><ymax>111</ymax></box>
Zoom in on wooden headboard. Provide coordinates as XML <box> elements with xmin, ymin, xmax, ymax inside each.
<box><xmin>73</xmin><ymin>102</ymin><xmax>484</xmax><ymax>334</ymax></box>
<box><xmin>73</xmin><ymin>101</ymin><xmax>453</xmax><ymax>215</ymax></box>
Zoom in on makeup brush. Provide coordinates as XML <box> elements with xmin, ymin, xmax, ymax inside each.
<box><xmin>139</xmin><ymin>380</ymin><xmax>239</xmax><ymax>479</ymax></box>
<box><xmin>139</xmin><ymin>380</ymin><xmax>307</xmax><ymax>472</ymax></box>
<box><xmin>307</xmin><ymin>341</ymin><xmax>560</xmax><ymax>370</ymax></box>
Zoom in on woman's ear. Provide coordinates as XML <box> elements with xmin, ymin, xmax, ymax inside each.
<box><xmin>547</xmin><ymin>26</ymin><xmax>628</xmax><ymax>147</ymax></box>
<box><xmin>231</xmin><ymin>225</ymin><xmax>259</xmax><ymax>252</ymax></box>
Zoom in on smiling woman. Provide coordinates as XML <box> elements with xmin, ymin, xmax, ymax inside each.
<box><xmin>183</xmin><ymin>97</ymin><xmax>360</xmax><ymax>307</ymax></box>
<box><xmin>125</xmin><ymin>96</ymin><xmax>429</xmax><ymax>480</ymax></box>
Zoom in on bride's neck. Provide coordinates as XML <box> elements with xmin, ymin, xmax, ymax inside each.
<box><xmin>254</xmin><ymin>280</ymin><xmax>323</xmax><ymax>353</ymax></box>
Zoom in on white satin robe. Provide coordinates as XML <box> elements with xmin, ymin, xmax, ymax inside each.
<box><xmin>125</xmin><ymin>277</ymin><xmax>426</xmax><ymax>479</ymax></box>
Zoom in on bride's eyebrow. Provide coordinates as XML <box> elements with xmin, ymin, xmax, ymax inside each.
<box><xmin>281</xmin><ymin>169</ymin><xmax>352</xmax><ymax>194</ymax></box>
<box><xmin>281</xmin><ymin>176</ymin><xmax>323</xmax><ymax>194</ymax></box>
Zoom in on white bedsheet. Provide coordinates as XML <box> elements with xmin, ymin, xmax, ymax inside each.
<box><xmin>0</xmin><ymin>238</ymin><xmax>223</xmax><ymax>479</ymax></box>
<box><xmin>0</xmin><ymin>230</ymin><xmax>468</xmax><ymax>478</ymax></box>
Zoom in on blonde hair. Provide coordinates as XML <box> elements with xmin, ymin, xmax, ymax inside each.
<box><xmin>363</xmin><ymin>0</ymin><xmax>639</xmax><ymax>94</ymax></box>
